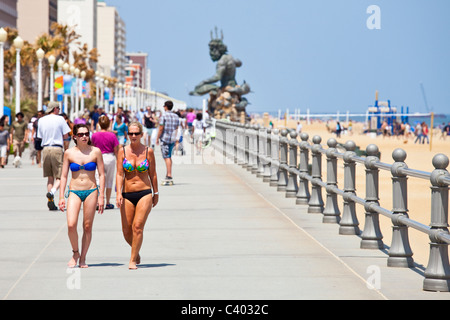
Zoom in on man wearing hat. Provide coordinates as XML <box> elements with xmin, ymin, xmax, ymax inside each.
<box><xmin>37</xmin><ymin>102</ymin><xmax>71</xmax><ymax>211</ymax></box>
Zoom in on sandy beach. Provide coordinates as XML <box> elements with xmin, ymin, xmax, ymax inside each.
<box><xmin>267</xmin><ymin>118</ymin><xmax>450</xmax><ymax>268</ymax></box>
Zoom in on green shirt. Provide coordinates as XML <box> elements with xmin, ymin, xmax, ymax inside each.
<box><xmin>11</xmin><ymin>121</ymin><xmax>27</xmax><ymax>141</ymax></box>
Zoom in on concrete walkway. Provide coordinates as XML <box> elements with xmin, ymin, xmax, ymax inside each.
<box><xmin>0</xmin><ymin>141</ymin><xmax>449</xmax><ymax>300</ymax></box>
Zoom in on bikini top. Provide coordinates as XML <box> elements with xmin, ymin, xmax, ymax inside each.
<box><xmin>70</xmin><ymin>162</ymin><xmax>97</xmax><ymax>172</ymax></box>
<box><xmin>123</xmin><ymin>146</ymin><xmax>149</xmax><ymax>173</ymax></box>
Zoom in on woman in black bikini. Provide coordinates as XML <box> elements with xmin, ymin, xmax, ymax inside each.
<box><xmin>59</xmin><ymin>124</ymin><xmax>105</xmax><ymax>268</ymax></box>
<box><xmin>116</xmin><ymin>121</ymin><xmax>159</xmax><ymax>270</ymax></box>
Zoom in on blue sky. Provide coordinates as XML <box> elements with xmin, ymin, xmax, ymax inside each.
<box><xmin>104</xmin><ymin>0</ymin><xmax>450</xmax><ymax>115</ymax></box>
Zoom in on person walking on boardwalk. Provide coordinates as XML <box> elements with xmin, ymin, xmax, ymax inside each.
<box><xmin>31</xmin><ymin>110</ymin><xmax>45</xmax><ymax>167</ymax></box>
<box><xmin>0</xmin><ymin>121</ymin><xmax>10</xmax><ymax>168</ymax></box>
<box><xmin>58</xmin><ymin>124</ymin><xmax>105</xmax><ymax>268</ymax></box>
<box><xmin>116</xmin><ymin>121</ymin><xmax>159</xmax><ymax>270</ymax></box>
<box><xmin>113</xmin><ymin>114</ymin><xmax>128</xmax><ymax>146</ymax></box>
<box><xmin>37</xmin><ymin>102</ymin><xmax>71</xmax><ymax>211</ymax></box>
<box><xmin>91</xmin><ymin>115</ymin><xmax>119</xmax><ymax>209</ymax></box>
<box><xmin>156</xmin><ymin>101</ymin><xmax>179</xmax><ymax>182</ymax></box>
<box><xmin>142</xmin><ymin>107</ymin><xmax>157</xmax><ymax>148</ymax></box>
<box><xmin>192</xmin><ymin>112</ymin><xmax>206</xmax><ymax>155</ymax></box>
<box><xmin>10</xmin><ymin>112</ymin><xmax>29</xmax><ymax>160</ymax></box>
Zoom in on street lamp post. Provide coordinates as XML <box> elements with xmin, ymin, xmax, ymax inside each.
<box><xmin>95</xmin><ymin>71</ymin><xmax>99</xmax><ymax>105</ymax></box>
<box><xmin>36</xmin><ymin>48</ymin><xmax>45</xmax><ymax>111</ymax></box>
<box><xmin>127</xmin><ymin>85</ymin><xmax>132</xmax><ymax>111</ymax></box>
<box><xmin>98</xmin><ymin>73</ymin><xmax>104</xmax><ymax>108</ymax></box>
<box><xmin>57</xmin><ymin>59</ymin><xmax>64</xmax><ymax>110</ymax></box>
<box><xmin>48</xmin><ymin>55</ymin><xmax>56</xmax><ymax>103</ymax></box>
<box><xmin>118</xmin><ymin>83</ymin><xmax>123</xmax><ymax>109</ymax></box>
<box><xmin>114</xmin><ymin>83</ymin><xmax>119</xmax><ymax>113</ymax></box>
<box><xmin>0</xmin><ymin>28</ymin><xmax>7</xmax><ymax>118</ymax></box>
<box><xmin>69</xmin><ymin>66</ymin><xmax>75</xmax><ymax>119</ymax></box>
<box><xmin>13</xmin><ymin>36</ymin><xmax>24</xmax><ymax>114</ymax></box>
<box><xmin>104</xmin><ymin>79</ymin><xmax>109</xmax><ymax>114</ymax></box>
<box><xmin>63</xmin><ymin>62</ymin><xmax>69</xmax><ymax>115</ymax></box>
<box><xmin>74</xmin><ymin>68</ymin><xmax>80</xmax><ymax>118</ymax></box>
<box><xmin>80</xmin><ymin>70</ymin><xmax>86</xmax><ymax>114</ymax></box>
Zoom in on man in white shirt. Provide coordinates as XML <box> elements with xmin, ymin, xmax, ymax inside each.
<box><xmin>37</xmin><ymin>102</ymin><xmax>71</xmax><ymax>210</ymax></box>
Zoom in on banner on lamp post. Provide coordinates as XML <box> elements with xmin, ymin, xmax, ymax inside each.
<box><xmin>54</xmin><ymin>71</ymin><xmax>64</xmax><ymax>96</ymax></box>
<box><xmin>63</xmin><ymin>75</ymin><xmax>72</xmax><ymax>95</ymax></box>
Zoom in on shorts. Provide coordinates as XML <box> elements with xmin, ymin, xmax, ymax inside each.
<box><xmin>42</xmin><ymin>147</ymin><xmax>64</xmax><ymax>178</ymax></box>
<box><xmin>160</xmin><ymin>142</ymin><xmax>175</xmax><ymax>159</ymax></box>
<box><xmin>13</xmin><ymin>139</ymin><xmax>25</xmax><ymax>154</ymax></box>
<box><xmin>193</xmin><ymin>132</ymin><xmax>203</xmax><ymax>144</ymax></box>
<box><xmin>146</xmin><ymin>127</ymin><xmax>155</xmax><ymax>137</ymax></box>
<box><xmin>102</xmin><ymin>153</ymin><xmax>116</xmax><ymax>188</ymax></box>
<box><xmin>0</xmin><ymin>145</ymin><xmax>7</xmax><ymax>158</ymax></box>
<box><xmin>34</xmin><ymin>138</ymin><xmax>43</xmax><ymax>151</ymax></box>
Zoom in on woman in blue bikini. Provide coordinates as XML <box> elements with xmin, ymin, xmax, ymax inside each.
<box><xmin>58</xmin><ymin>124</ymin><xmax>105</xmax><ymax>268</ymax></box>
<box><xmin>116</xmin><ymin>121</ymin><xmax>159</xmax><ymax>270</ymax></box>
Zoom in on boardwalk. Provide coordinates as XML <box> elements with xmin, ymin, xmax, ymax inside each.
<box><xmin>0</xmin><ymin>141</ymin><xmax>449</xmax><ymax>301</ymax></box>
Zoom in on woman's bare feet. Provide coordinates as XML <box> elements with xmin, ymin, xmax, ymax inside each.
<box><xmin>128</xmin><ymin>254</ymin><xmax>141</xmax><ymax>270</ymax></box>
<box><xmin>129</xmin><ymin>261</ymin><xmax>138</xmax><ymax>270</ymax></box>
<box><xmin>79</xmin><ymin>260</ymin><xmax>89</xmax><ymax>268</ymax></box>
<box><xmin>68</xmin><ymin>250</ymin><xmax>80</xmax><ymax>268</ymax></box>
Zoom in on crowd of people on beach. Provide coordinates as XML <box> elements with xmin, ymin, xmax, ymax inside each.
<box><xmin>0</xmin><ymin>100</ymin><xmax>209</xmax><ymax>270</ymax></box>
<box><xmin>378</xmin><ymin>119</ymin><xmax>450</xmax><ymax>143</ymax></box>
<box><xmin>322</xmin><ymin>117</ymin><xmax>450</xmax><ymax>143</ymax></box>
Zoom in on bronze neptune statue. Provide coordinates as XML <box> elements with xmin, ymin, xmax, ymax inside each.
<box><xmin>190</xmin><ymin>28</ymin><xmax>250</xmax><ymax>121</ymax></box>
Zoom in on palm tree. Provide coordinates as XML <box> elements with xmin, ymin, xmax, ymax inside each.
<box><xmin>50</xmin><ymin>22</ymin><xmax>81</xmax><ymax>61</ymax></box>
<box><xmin>2</xmin><ymin>23</ymin><xmax>114</xmax><ymax>116</ymax></box>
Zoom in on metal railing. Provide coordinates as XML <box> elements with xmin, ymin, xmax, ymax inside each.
<box><xmin>212</xmin><ymin>120</ymin><xmax>450</xmax><ymax>293</ymax></box>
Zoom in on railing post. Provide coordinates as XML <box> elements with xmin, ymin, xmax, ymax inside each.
<box><xmin>308</xmin><ymin>136</ymin><xmax>324</xmax><ymax>213</ymax></box>
<box><xmin>323</xmin><ymin>138</ymin><xmax>340</xmax><ymax>223</ymax></box>
<box><xmin>226</xmin><ymin>122</ymin><xmax>234</xmax><ymax>161</ymax></box>
<box><xmin>388</xmin><ymin>148</ymin><xmax>414</xmax><ymax>268</ymax></box>
<box><xmin>243</xmin><ymin>124</ymin><xmax>250</xmax><ymax>169</ymax></box>
<box><xmin>423</xmin><ymin>154</ymin><xmax>450</xmax><ymax>292</ymax></box>
<box><xmin>256</xmin><ymin>125</ymin><xmax>265</xmax><ymax>178</ymax></box>
<box><xmin>270</xmin><ymin>129</ymin><xmax>280</xmax><ymax>187</ymax></box>
<box><xmin>251</xmin><ymin>125</ymin><xmax>259</xmax><ymax>174</ymax></box>
<box><xmin>222</xmin><ymin>121</ymin><xmax>227</xmax><ymax>159</ymax></box>
<box><xmin>277</xmin><ymin>129</ymin><xmax>288</xmax><ymax>192</ymax></box>
<box><xmin>296</xmin><ymin>133</ymin><xmax>310</xmax><ymax>205</ymax></box>
<box><xmin>285</xmin><ymin>130</ymin><xmax>298</xmax><ymax>198</ymax></box>
<box><xmin>246</xmin><ymin>125</ymin><xmax>254</xmax><ymax>172</ymax></box>
<box><xmin>236</xmin><ymin>123</ymin><xmax>244</xmax><ymax>166</ymax></box>
<box><xmin>361</xmin><ymin>144</ymin><xmax>384</xmax><ymax>249</ymax></box>
<box><xmin>233</xmin><ymin>122</ymin><xmax>238</xmax><ymax>163</ymax></box>
<box><xmin>339</xmin><ymin>141</ymin><xmax>360</xmax><ymax>235</ymax></box>
<box><xmin>262</xmin><ymin>128</ymin><xmax>272</xmax><ymax>183</ymax></box>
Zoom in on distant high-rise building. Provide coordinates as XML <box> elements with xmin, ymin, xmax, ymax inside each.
<box><xmin>125</xmin><ymin>52</ymin><xmax>148</xmax><ymax>89</ymax></box>
<box><xmin>58</xmin><ymin>0</ymin><xmax>97</xmax><ymax>63</ymax></box>
<box><xmin>97</xmin><ymin>1</ymin><xmax>126</xmax><ymax>82</ymax></box>
<box><xmin>17</xmin><ymin>0</ymin><xmax>57</xmax><ymax>43</ymax></box>
<box><xmin>0</xmin><ymin>0</ymin><xmax>18</xmax><ymax>28</ymax></box>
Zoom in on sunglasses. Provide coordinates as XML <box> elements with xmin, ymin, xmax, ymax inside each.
<box><xmin>129</xmin><ymin>132</ymin><xmax>142</xmax><ymax>136</ymax></box>
<box><xmin>76</xmin><ymin>132</ymin><xmax>90</xmax><ymax>138</ymax></box>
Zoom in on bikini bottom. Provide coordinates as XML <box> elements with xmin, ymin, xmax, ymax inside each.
<box><xmin>66</xmin><ymin>187</ymin><xmax>99</xmax><ymax>202</ymax></box>
<box><xmin>122</xmin><ymin>189</ymin><xmax>152</xmax><ymax>207</ymax></box>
